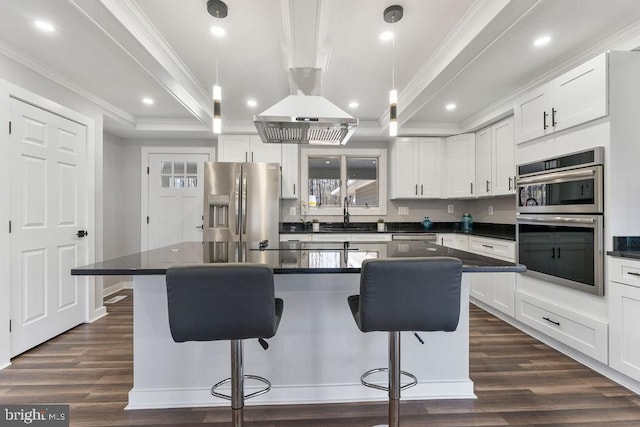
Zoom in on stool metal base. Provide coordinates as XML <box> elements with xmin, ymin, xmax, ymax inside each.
<box><xmin>360</xmin><ymin>367</ymin><xmax>417</xmax><ymax>392</ymax></box>
<box><xmin>211</xmin><ymin>374</ymin><xmax>272</xmax><ymax>401</ymax></box>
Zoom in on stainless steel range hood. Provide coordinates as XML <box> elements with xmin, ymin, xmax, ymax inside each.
<box><xmin>254</xmin><ymin>68</ymin><xmax>358</xmax><ymax>145</ymax></box>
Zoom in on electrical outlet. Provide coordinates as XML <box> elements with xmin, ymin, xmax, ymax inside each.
<box><xmin>398</xmin><ymin>206</ymin><xmax>409</xmax><ymax>215</ymax></box>
<box><xmin>289</xmin><ymin>206</ymin><xmax>296</xmax><ymax>216</ymax></box>
<box><xmin>447</xmin><ymin>204</ymin><xmax>454</xmax><ymax>214</ymax></box>
<box><xmin>488</xmin><ymin>205</ymin><xmax>494</xmax><ymax>215</ymax></box>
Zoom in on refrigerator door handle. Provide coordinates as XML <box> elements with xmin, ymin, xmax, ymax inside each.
<box><xmin>242</xmin><ymin>172</ymin><xmax>248</xmax><ymax>236</ymax></box>
<box><xmin>235</xmin><ymin>172</ymin><xmax>241</xmax><ymax>235</ymax></box>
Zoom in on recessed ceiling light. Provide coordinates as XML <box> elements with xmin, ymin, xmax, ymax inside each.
<box><xmin>142</xmin><ymin>97</ymin><xmax>154</xmax><ymax>105</ymax></box>
<box><xmin>348</xmin><ymin>101</ymin><xmax>359</xmax><ymax>109</ymax></box>
<box><xmin>34</xmin><ymin>20</ymin><xmax>55</xmax><ymax>33</ymax></box>
<box><xmin>379</xmin><ymin>31</ymin><xmax>393</xmax><ymax>41</ymax></box>
<box><xmin>325</xmin><ymin>160</ymin><xmax>331</xmax><ymax>164</ymax></box>
<box><xmin>210</xmin><ymin>25</ymin><xmax>225</xmax><ymax>37</ymax></box>
<box><xmin>247</xmin><ymin>99</ymin><xmax>257</xmax><ymax>108</ymax></box>
<box><xmin>533</xmin><ymin>35</ymin><xmax>551</xmax><ymax>47</ymax></box>
<box><xmin>445</xmin><ymin>103</ymin><xmax>457</xmax><ymax>111</ymax></box>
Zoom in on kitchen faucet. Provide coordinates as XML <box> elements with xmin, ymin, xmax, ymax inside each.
<box><xmin>343</xmin><ymin>196</ymin><xmax>350</xmax><ymax>226</ymax></box>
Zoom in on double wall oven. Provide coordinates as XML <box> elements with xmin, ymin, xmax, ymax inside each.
<box><xmin>516</xmin><ymin>147</ymin><xmax>604</xmax><ymax>296</ymax></box>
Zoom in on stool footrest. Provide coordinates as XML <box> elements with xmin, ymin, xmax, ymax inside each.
<box><xmin>360</xmin><ymin>368</ymin><xmax>417</xmax><ymax>392</ymax></box>
<box><xmin>211</xmin><ymin>374</ymin><xmax>271</xmax><ymax>401</ymax></box>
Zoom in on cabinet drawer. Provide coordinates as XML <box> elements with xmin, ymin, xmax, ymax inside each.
<box><xmin>468</xmin><ymin>237</ymin><xmax>515</xmax><ymax>262</ymax></box>
<box><xmin>351</xmin><ymin>233</ymin><xmax>392</xmax><ymax>242</ymax></box>
<box><xmin>516</xmin><ymin>291</ymin><xmax>608</xmax><ymax>363</ymax></box>
<box><xmin>609</xmin><ymin>256</ymin><xmax>640</xmax><ymax>288</ymax></box>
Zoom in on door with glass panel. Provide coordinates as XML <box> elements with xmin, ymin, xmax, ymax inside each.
<box><xmin>147</xmin><ymin>153</ymin><xmax>211</xmax><ymax>250</ymax></box>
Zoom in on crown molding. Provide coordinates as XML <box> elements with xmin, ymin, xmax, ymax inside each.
<box><xmin>69</xmin><ymin>0</ymin><xmax>213</xmax><ymax>127</ymax></box>
<box><xmin>0</xmin><ymin>40</ymin><xmax>136</xmax><ymax>126</ymax></box>
<box><xmin>460</xmin><ymin>18</ymin><xmax>640</xmax><ymax>132</ymax></box>
<box><xmin>376</xmin><ymin>0</ymin><xmax>521</xmax><ymax>128</ymax></box>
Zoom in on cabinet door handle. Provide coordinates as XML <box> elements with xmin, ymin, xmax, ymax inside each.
<box><xmin>508</xmin><ymin>176</ymin><xmax>512</xmax><ymax>191</ymax></box>
<box><xmin>415</xmin><ymin>184</ymin><xmax>418</xmax><ymax>195</ymax></box>
<box><xmin>551</xmin><ymin>247</ymin><xmax>555</xmax><ymax>259</ymax></box>
<box><xmin>557</xmin><ymin>247</ymin><xmax>561</xmax><ymax>258</ymax></box>
<box><xmin>628</xmin><ymin>272</ymin><xmax>640</xmax><ymax>277</ymax></box>
<box><xmin>551</xmin><ymin>108</ymin><xmax>557</xmax><ymax>127</ymax></box>
<box><xmin>470</xmin><ymin>182</ymin><xmax>474</xmax><ymax>195</ymax></box>
<box><xmin>293</xmin><ymin>183</ymin><xmax>296</xmax><ymax>195</ymax></box>
<box><xmin>543</xmin><ymin>111</ymin><xmax>549</xmax><ymax>130</ymax></box>
<box><xmin>543</xmin><ymin>316</ymin><xmax>560</xmax><ymax>326</ymax></box>
<box><xmin>420</xmin><ymin>184</ymin><xmax>423</xmax><ymax>195</ymax></box>
<box><xmin>251</xmin><ymin>152</ymin><xmax>254</xmax><ymax>162</ymax></box>
<box><xmin>486</xmin><ymin>180</ymin><xmax>490</xmax><ymax>193</ymax></box>
<box><xmin>481</xmin><ymin>244</ymin><xmax>493</xmax><ymax>249</ymax></box>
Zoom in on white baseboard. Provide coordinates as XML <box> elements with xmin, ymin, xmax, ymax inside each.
<box><xmin>103</xmin><ymin>280</ymin><xmax>133</xmax><ymax>297</ymax></box>
<box><xmin>126</xmin><ymin>380</ymin><xmax>475</xmax><ymax>410</ymax></box>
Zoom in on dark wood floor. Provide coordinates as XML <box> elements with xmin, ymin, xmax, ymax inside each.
<box><xmin>2</xmin><ymin>290</ymin><xmax>640</xmax><ymax>426</ymax></box>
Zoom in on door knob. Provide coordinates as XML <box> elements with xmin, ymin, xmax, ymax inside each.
<box><xmin>76</xmin><ymin>230</ymin><xmax>88</xmax><ymax>238</ymax></box>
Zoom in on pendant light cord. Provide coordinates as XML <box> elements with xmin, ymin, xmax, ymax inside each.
<box><xmin>392</xmin><ymin>15</ymin><xmax>395</xmax><ymax>90</ymax></box>
<box><xmin>215</xmin><ymin>12</ymin><xmax>220</xmax><ymax>86</ymax></box>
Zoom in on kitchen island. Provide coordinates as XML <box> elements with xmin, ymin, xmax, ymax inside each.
<box><xmin>72</xmin><ymin>240</ymin><xmax>525</xmax><ymax>409</ymax></box>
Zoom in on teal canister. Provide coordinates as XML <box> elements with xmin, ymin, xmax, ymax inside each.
<box><xmin>422</xmin><ymin>216</ymin><xmax>433</xmax><ymax>230</ymax></box>
<box><xmin>461</xmin><ymin>213</ymin><xmax>473</xmax><ymax>233</ymax></box>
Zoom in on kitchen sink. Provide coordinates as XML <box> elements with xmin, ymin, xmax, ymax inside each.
<box><xmin>320</xmin><ymin>226</ymin><xmax>373</xmax><ymax>232</ymax></box>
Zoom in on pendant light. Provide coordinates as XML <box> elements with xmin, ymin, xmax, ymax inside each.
<box><xmin>208</xmin><ymin>0</ymin><xmax>228</xmax><ymax>134</ymax></box>
<box><xmin>384</xmin><ymin>5</ymin><xmax>403</xmax><ymax>137</ymax></box>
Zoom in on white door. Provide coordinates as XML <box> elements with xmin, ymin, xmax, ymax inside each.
<box><xmin>147</xmin><ymin>153</ymin><xmax>211</xmax><ymax>250</ymax></box>
<box><xmin>9</xmin><ymin>98</ymin><xmax>88</xmax><ymax>357</ymax></box>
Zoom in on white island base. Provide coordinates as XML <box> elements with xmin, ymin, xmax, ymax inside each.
<box><xmin>127</xmin><ymin>273</ymin><xmax>474</xmax><ymax>409</ymax></box>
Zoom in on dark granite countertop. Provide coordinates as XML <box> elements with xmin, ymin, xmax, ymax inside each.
<box><xmin>280</xmin><ymin>222</ymin><xmax>516</xmax><ymax>241</ymax></box>
<box><xmin>607</xmin><ymin>236</ymin><xmax>640</xmax><ymax>260</ymax></box>
<box><xmin>71</xmin><ymin>240</ymin><xmax>525</xmax><ymax>276</ymax></box>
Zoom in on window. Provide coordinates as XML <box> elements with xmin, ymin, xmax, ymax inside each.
<box><xmin>160</xmin><ymin>161</ymin><xmax>198</xmax><ymax>188</ymax></box>
<box><xmin>301</xmin><ymin>148</ymin><xmax>387</xmax><ymax>217</ymax></box>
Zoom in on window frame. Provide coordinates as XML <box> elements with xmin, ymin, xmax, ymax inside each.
<box><xmin>300</xmin><ymin>147</ymin><xmax>387</xmax><ymax>217</ymax></box>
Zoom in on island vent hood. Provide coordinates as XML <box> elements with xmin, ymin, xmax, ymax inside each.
<box><xmin>254</xmin><ymin>68</ymin><xmax>358</xmax><ymax>145</ymax></box>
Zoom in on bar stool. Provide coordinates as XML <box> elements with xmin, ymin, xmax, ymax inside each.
<box><xmin>166</xmin><ymin>264</ymin><xmax>283</xmax><ymax>427</ymax></box>
<box><xmin>348</xmin><ymin>257</ymin><xmax>462</xmax><ymax>427</ymax></box>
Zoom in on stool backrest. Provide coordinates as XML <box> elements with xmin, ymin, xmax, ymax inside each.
<box><xmin>358</xmin><ymin>257</ymin><xmax>462</xmax><ymax>332</ymax></box>
<box><xmin>166</xmin><ymin>263</ymin><xmax>277</xmax><ymax>342</ymax></box>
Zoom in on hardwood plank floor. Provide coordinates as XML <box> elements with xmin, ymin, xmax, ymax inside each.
<box><xmin>1</xmin><ymin>290</ymin><xmax>639</xmax><ymax>426</ymax></box>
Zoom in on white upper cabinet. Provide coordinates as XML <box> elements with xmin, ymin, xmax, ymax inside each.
<box><xmin>514</xmin><ymin>83</ymin><xmax>552</xmax><ymax>143</ymax></box>
<box><xmin>445</xmin><ymin>133</ymin><xmax>475</xmax><ymax>198</ymax></box>
<box><xmin>514</xmin><ymin>53</ymin><xmax>608</xmax><ymax>144</ymax></box>
<box><xmin>476</xmin><ymin>118</ymin><xmax>515</xmax><ymax>197</ymax></box>
<box><xmin>491</xmin><ymin>117</ymin><xmax>515</xmax><ymax>196</ymax></box>
<box><xmin>389</xmin><ymin>137</ymin><xmax>443</xmax><ymax>199</ymax></box>
<box><xmin>218</xmin><ymin>135</ymin><xmax>282</xmax><ymax>164</ymax></box>
<box><xmin>475</xmin><ymin>126</ymin><xmax>492</xmax><ymax>197</ymax></box>
<box><xmin>280</xmin><ymin>144</ymin><xmax>298</xmax><ymax>199</ymax></box>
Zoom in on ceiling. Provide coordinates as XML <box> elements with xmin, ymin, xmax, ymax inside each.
<box><xmin>1</xmin><ymin>0</ymin><xmax>640</xmax><ymax>142</ymax></box>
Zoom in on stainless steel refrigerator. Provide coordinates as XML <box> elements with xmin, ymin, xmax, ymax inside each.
<box><xmin>203</xmin><ymin>162</ymin><xmax>280</xmax><ymax>244</ymax></box>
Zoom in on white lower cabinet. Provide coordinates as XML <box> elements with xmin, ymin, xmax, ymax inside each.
<box><xmin>437</xmin><ymin>233</ymin><xmax>469</xmax><ymax>251</ymax></box>
<box><xmin>609</xmin><ymin>257</ymin><xmax>640</xmax><ymax>382</ymax></box>
<box><xmin>467</xmin><ymin>236</ymin><xmax>516</xmax><ymax>317</ymax></box>
<box><xmin>280</xmin><ymin>233</ymin><xmax>312</xmax><ymax>242</ymax></box>
<box><xmin>515</xmin><ymin>291</ymin><xmax>608</xmax><ymax>363</ymax></box>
